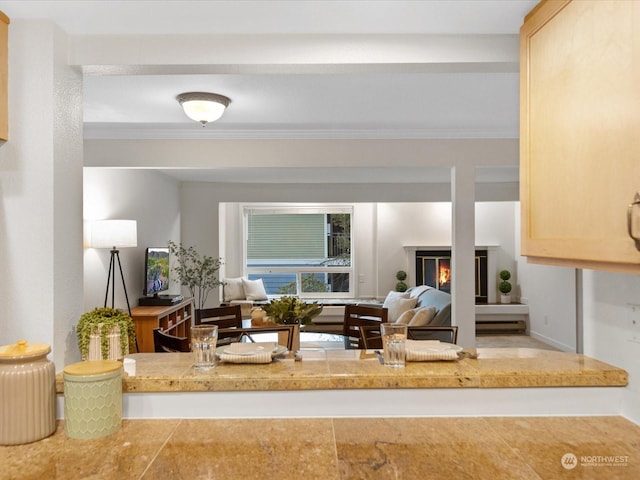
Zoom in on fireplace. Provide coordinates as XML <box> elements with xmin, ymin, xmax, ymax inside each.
<box><xmin>415</xmin><ymin>249</ymin><xmax>488</xmax><ymax>303</ymax></box>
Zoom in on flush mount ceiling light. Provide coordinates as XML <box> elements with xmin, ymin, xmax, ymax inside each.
<box><xmin>176</xmin><ymin>92</ymin><xmax>231</xmax><ymax>126</ymax></box>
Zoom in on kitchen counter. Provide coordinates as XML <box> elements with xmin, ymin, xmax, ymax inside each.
<box><xmin>56</xmin><ymin>347</ymin><xmax>627</xmax><ymax>393</ymax></box>
<box><xmin>55</xmin><ymin>348</ymin><xmax>628</xmax><ymax>419</ymax></box>
<box><xmin>4</xmin><ymin>416</ymin><xmax>640</xmax><ymax>479</ymax></box>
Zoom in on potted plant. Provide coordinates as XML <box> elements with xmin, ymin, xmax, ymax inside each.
<box><xmin>168</xmin><ymin>241</ymin><xmax>224</xmax><ymax>310</ymax></box>
<box><xmin>262</xmin><ymin>296</ymin><xmax>323</xmax><ymax>325</ymax></box>
<box><xmin>261</xmin><ymin>296</ymin><xmax>323</xmax><ymax>352</ymax></box>
<box><xmin>498</xmin><ymin>269</ymin><xmax>512</xmax><ymax>304</ymax></box>
<box><xmin>77</xmin><ymin>307</ymin><xmax>136</xmax><ymax>360</ymax></box>
<box><xmin>395</xmin><ymin>270</ymin><xmax>408</xmax><ymax>292</ymax></box>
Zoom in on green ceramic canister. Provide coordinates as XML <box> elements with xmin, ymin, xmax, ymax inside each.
<box><xmin>63</xmin><ymin>360</ymin><xmax>122</xmax><ymax>439</ymax></box>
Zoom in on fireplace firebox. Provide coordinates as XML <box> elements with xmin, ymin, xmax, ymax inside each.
<box><xmin>415</xmin><ymin>249</ymin><xmax>488</xmax><ymax>303</ymax></box>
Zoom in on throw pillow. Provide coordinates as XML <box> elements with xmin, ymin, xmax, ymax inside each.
<box><xmin>408</xmin><ymin>306</ymin><xmax>437</xmax><ymax>326</ymax></box>
<box><xmin>395</xmin><ymin>308</ymin><xmax>415</xmax><ymax>325</ymax></box>
<box><xmin>223</xmin><ymin>277</ymin><xmax>245</xmax><ymax>302</ymax></box>
<box><xmin>383</xmin><ymin>294</ymin><xmax>417</xmax><ymax>323</ymax></box>
<box><xmin>395</xmin><ymin>306</ymin><xmax>437</xmax><ymax>325</ymax></box>
<box><xmin>242</xmin><ymin>278</ymin><xmax>268</xmax><ymax>301</ymax></box>
<box><xmin>382</xmin><ymin>291</ymin><xmax>410</xmax><ymax>307</ymax></box>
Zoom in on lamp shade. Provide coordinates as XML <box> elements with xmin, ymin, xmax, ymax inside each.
<box><xmin>91</xmin><ymin>220</ymin><xmax>137</xmax><ymax>249</ymax></box>
<box><xmin>176</xmin><ymin>92</ymin><xmax>230</xmax><ymax>125</ymax></box>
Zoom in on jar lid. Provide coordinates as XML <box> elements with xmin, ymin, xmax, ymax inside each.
<box><xmin>0</xmin><ymin>340</ymin><xmax>51</xmax><ymax>360</ymax></box>
<box><xmin>63</xmin><ymin>360</ymin><xmax>122</xmax><ymax>376</ymax></box>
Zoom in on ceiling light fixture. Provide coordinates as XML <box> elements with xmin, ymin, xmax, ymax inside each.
<box><xmin>176</xmin><ymin>92</ymin><xmax>231</xmax><ymax>126</ymax></box>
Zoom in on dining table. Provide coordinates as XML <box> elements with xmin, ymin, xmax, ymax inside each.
<box><xmin>236</xmin><ymin>319</ymin><xmax>350</xmax><ymax>350</ymax></box>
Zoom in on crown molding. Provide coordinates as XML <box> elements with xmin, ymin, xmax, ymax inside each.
<box><xmin>83</xmin><ymin>124</ymin><xmax>518</xmax><ymax>140</ymax></box>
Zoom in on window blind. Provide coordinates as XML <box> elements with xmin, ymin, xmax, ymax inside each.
<box><xmin>247</xmin><ymin>214</ymin><xmax>326</xmax><ymax>259</ymax></box>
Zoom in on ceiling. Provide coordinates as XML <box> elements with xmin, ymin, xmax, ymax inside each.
<box><xmin>0</xmin><ymin>0</ymin><xmax>538</xmax><ymax>183</ymax></box>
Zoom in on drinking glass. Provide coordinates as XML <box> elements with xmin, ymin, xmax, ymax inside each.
<box><xmin>191</xmin><ymin>325</ymin><xmax>218</xmax><ymax>370</ymax></box>
<box><xmin>380</xmin><ymin>323</ymin><xmax>407</xmax><ymax>368</ymax></box>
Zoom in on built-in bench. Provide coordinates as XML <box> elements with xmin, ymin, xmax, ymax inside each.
<box><xmin>475</xmin><ymin>303</ymin><xmax>529</xmax><ymax>334</ymax></box>
<box><xmin>231</xmin><ymin>299</ymin><xmax>530</xmax><ymax>335</ymax></box>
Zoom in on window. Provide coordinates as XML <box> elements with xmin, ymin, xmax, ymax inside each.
<box><xmin>243</xmin><ymin>205</ymin><xmax>353</xmax><ymax>298</ymax></box>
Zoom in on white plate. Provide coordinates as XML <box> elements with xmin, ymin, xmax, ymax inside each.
<box><xmin>405</xmin><ymin>340</ymin><xmax>463</xmax><ymax>353</ymax></box>
<box><xmin>216</xmin><ymin>344</ymin><xmax>287</xmax><ymax>357</ymax></box>
<box><xmin>221</xmin><ymin>342</ymin><xmax>276</xmax><ymax>355</ymax></box>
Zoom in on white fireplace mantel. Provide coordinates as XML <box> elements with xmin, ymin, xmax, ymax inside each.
<box><xmin>403</xmin><ymin>245</ymin><xmax>500</xmax><ymax>303</ymax></box>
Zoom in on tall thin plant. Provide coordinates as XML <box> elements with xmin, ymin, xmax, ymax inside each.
<box><xmin>168</xmin><ymin>241</ymin><xmax>224</xmax><ymax>310</ymax></box>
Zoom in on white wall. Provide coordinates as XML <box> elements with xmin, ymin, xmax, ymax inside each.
<box><xmin>582</xmin><ymin>270</ymin><xmax>640</xmax><ymax>424</ymax></box>
<box><xmin>377</xmin><ymin>203</ymin><xmax>452</xmax><ymax>290</ymax></box>
<box><xmin>83</xmin><ymin>168</ymin><xmax>181</xmax><ymax>313</ymax></box>
<box><xmin>0</xmin><ymin>20</ymin><xmax>83</xmax><ymax>368</ymax></box>
<box><xmin>514</xmin><ymin>202</ymin><xmax>577</xmax><ymax>352</ymax></box>
<box><xmin>376</xmin><ymin>202</ymin><xmax>518</xmax><ymax>296</ymax></box>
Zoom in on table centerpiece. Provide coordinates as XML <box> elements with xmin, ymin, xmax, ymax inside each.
<box><xmin>259</xmin><ymin>297</ymin><xmax>323</xmax><ymax>351</ymax></box>
<box><xmin>261</xmin><ymin>296</ymin><xmax>323</xmax><ymax>326</ymax></box>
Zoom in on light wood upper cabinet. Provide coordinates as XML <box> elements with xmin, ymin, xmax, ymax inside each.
<box><xmin>520</xmin><ymin>0</ymin><xmax>640</xmax><ymax>273</ymax></box>
<box><xmin>0</xmin><ymin>11</ymin><xmax>7</xmax><ymax>141</ymax></box>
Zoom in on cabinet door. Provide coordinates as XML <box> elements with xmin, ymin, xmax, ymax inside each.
<box><xmin>0</xmin><ymin>12</ymin><xmax>8</xmax><ymax>141</ymax></box>
<box><xmin>520</xmin><ymin>0</ymin><xmax>640</xmax><ymax>272</ymax></box>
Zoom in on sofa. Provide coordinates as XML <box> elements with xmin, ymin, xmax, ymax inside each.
<box><xmin>223</xmin><ymin>275</ymin><xmax>452</xmax><ymax>330</ymax></box>
<box><xmin>378</xmin><ymin>285</ymin><xmax>452</xmax><ymax>326</ymax></box>
<box><xmin>405</xmin><ymin>285</ymin><xmax>452</xmax><ymax>326</ymax></box>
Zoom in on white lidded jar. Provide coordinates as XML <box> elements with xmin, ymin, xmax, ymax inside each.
<box><xmin>0</xmin><ymin>340</ymin><xmax>56</xmax><ymax>445</ymax></box>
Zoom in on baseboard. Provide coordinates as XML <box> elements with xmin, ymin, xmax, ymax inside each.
<box><xmin>529</xmin><ymin>331</ymin><xmax>575</xmax><ymax>352</ymax></box>
<box><xmin>622</xmin><ymin>389</ymin><xmax>640</xmax><ymax>426</ymax></box>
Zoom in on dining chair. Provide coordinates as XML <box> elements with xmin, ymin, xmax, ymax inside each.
<box><xmin>407</xmin><ymin>326</ymin><xmax>459</xmax><ymax>344</ymax></box>
<box><xmin>195</xmin><ymin>304</ymin><xmax>243</xmax><ymax>328</ymax></box>
<box><xmin>342</xmin><ymin>304</ymin><xmax>388</xmax><ymax>349</ymax></box>
<box><xmin>153</xmin><ymin>327</ymin><xmax>190</xmax><ymax>352</ymax></box>
<box><xmin>358</xmin><ymin>325</ymin><xmax>383</xmax><ymax>350</ymax></box>
<box><xmin>218</xmin><ymin>325</ymin><xmax>297</xmax><ymax>351</ymax></box>
<box><xmin>360</xmin><ymin>325</ymin><xmax>459</xmax><ymax>349</ymax></box>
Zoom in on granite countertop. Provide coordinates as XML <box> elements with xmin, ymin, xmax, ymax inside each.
<box><xmin>55</xmin><ymin>348</ymin><xmax>628</xmax><ymax>394</ymax></box>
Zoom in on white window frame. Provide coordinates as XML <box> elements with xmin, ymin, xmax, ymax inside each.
<box><xmin>242</xmin><ymin>204</ymin><xmax>354</xmax><ymax>299</ymax></box>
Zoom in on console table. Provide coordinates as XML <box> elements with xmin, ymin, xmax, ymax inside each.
<box><xmin>131</xmin><ymin>298</ymin><xmax>194</xmax><ymax>353</ymax></box>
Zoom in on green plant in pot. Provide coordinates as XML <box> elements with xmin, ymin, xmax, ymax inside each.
<box><xmin>262</xmin><ymin>296</ymin><xmax>323</xmax><ymax>325</ymax></box>
<box><xmin>498</xmin><ymin>269</ymin><xmax>513</xmax><ymax>304</ymax></box>
<box><xmin>77</xmin><ymin>307</ymin><xmax>136</xmax><ymax>360</ymax></box>
<box><xmin>395</xmin><ymin>270</ymin><xmax>408</xmax><ymax>292</ymax></box>
<box><xmin>168</xmin><ymin>241</ymin><xmax>224</xmax><ymax>310</ymax></box>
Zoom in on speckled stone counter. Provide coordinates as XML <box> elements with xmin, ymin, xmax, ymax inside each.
<box><xmin>3</xmin><ymin>417</ymin><xmax>640</xmax><ymax>479</ymax></box>
<box><xmin>53</xmin><ymin>348</ymin><xmax>629</xmax><ymax>419</ymax></box>
<box><xmin>55</xmin><ymin>347</ymin><xmax>627</xmax><ymax>393</ymax></box>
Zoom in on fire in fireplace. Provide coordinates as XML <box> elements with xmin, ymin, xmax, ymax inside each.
<box><xmin>415</xmin><ymin>249</ymin><xmax>487</xmax><ymax>303</ymax></box>
<box><xmin>438</xmin><ymin>259</ymin><xmax>451</xmax><ymax>290</ymax></box>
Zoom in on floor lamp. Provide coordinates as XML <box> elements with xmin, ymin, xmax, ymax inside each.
<box><xmin>91</xmin><ymin>220</ymin><xmax>138</xmax><ymax>316</ymax></box>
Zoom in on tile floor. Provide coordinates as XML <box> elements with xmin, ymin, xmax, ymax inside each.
<box><xmin>1</xmin><ymin>416</ymin><xmax>638</xmax><ymax>479</ymax></box>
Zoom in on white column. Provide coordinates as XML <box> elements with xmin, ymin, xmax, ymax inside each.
<box><xmin>0</xmin><ymin>20</ymin><xmax>84</xmax><ymax>369</ymax></box>
<box><xmin>451</xmin><ymin>165</ymin><xmax>476</xmax><ymax>347</ymax></box>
